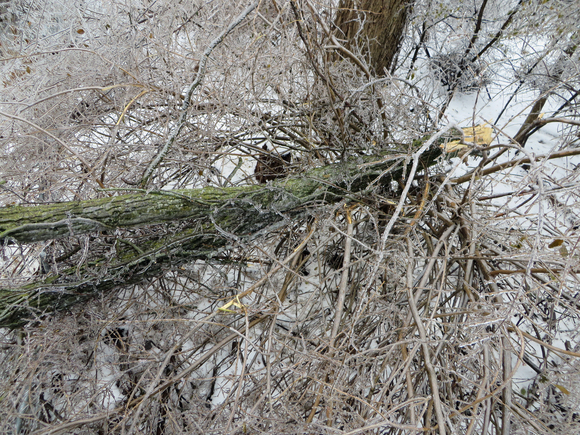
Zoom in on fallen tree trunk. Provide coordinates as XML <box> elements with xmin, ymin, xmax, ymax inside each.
<box><xmin>0</xmin><ymin>143</ymin><xmax>444</xmax><ymax>328</ymax></box>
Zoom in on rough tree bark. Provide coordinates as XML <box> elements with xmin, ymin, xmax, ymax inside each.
<box><xmin>335</xmin><ymin>0</ymin><xmax>412</xmax><ymax>75</ymax></box>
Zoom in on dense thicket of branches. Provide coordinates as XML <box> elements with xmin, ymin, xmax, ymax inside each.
<box><xmin>1</xmin><ymin>1</ymin><xmax>580</xmax><ymax>434</ymax></box>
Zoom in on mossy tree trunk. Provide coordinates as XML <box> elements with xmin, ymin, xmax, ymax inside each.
<box><xmin>0</xmin><ymin>142</ymin><xmax>446</xmax><ymax>328</ymax></box>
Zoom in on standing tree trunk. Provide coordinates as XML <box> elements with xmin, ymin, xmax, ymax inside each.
<box><xmin>335</xmin><ymin>0</ymin><xmax>411</xmax><ymax>75</ymax></box>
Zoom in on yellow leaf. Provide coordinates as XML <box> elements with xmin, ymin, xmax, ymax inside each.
<box><xmin>218</xmin><ymin>295</ymin><xmax>245</xmax><ymax>314</ymax></box>
<box><xmin>554</xmin><ymin>384</ymin><xmax>570</xmax><ymax>395</ymax></box>
<box><xmin>559</xmin><ymin>245</ymin><xmax>568</xmax><ymax>257</ymax></box>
